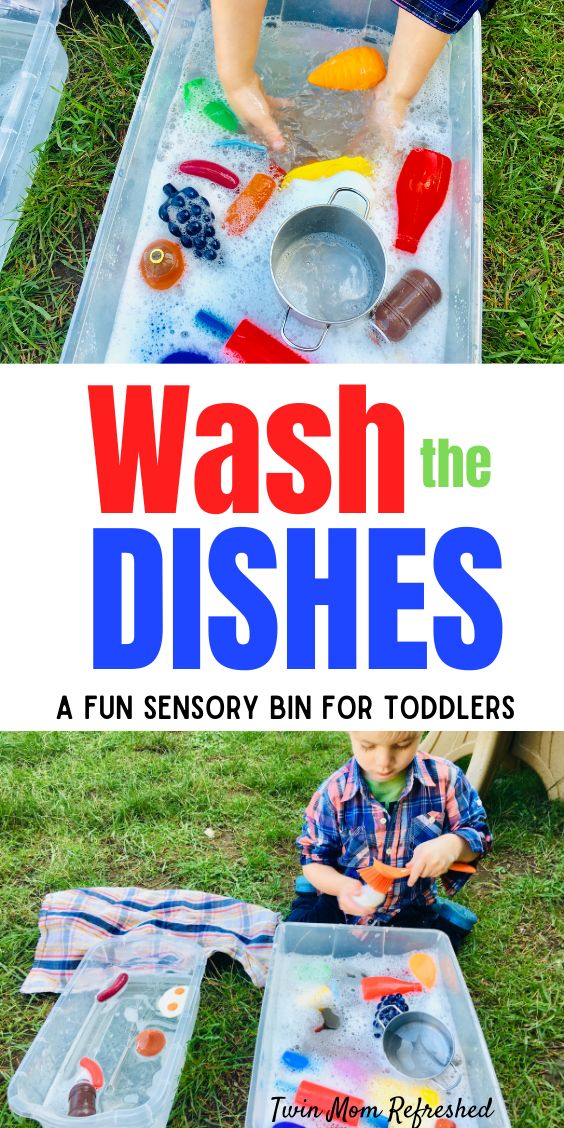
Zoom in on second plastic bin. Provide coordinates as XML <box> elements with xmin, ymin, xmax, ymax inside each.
<box><xmin>0</xmin><ymin>0</ymin><xmax>67</xmax><ymax>273</ymax></box>
<box><xmin>8</xmin><ymin>931</ymin><xmax>207</xmax><ymax>1128</ymax></box>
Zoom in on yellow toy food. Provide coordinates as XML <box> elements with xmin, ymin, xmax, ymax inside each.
<box><xmin>281</xmin><ymin>156</ymin><xmax>374</xmax><ymax>187</ymax></box>
<box><xmin>297</xmin><ymin>984</ymin><xmax>333</xmax><ymax>1009</ymax></box>
<box><xmin>408</xmin><ymin>951</ymin><xmax>438</xmax><ymax>990</ymax></box>
<box><xmin>366</xmin><ymin>1077</ymin><xmax>441</xmax><ymax>1122</ymax></box>
<box><xmin>308</xmin><ymin>45</ymin><xmax>386</xmax><ymax>91</ymax></box>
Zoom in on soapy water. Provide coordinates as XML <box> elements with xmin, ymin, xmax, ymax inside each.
<box><xmin>256</xmin><ymin>950</ymin><xmax>481</xmax><ymax>1127</ymax></box>
<box><xmin>41</xmin><ymin>975</ymin><xmax>183</xmax><ymax>1116</ymax></box>
<box><xmin>105</xmin><ymin>13</ymin><xmax>453</xmax><ymax>364</ymax></box>
<box><xmin>276</xmin><ymin>232</ymin><xmax>374</xmax><ymax>322</ymax></box>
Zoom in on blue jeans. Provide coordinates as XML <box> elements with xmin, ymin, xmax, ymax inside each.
<box><xmin>286</xmin><ymin>892</ymin><xmax>468</xmax><ymax>952</ymax></box>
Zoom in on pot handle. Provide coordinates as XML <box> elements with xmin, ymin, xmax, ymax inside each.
<box><xmin>328</xmin><ymin>186</ymin><xmax>370</xmax><ymax>219</ymax></box>
<box><xmin>435</xmin><ymin>1060</ymin><xmax>462</xmax><ymax>1092</ymax></box>
<box><xmin>373</xmin><ymin>1001</ymin><xmax>406</xmax><ymax>1036</ymax></box>
<box><xmin>281</xmin><ymin>307</ymin><xmax>330</xmax><ymax>353</ymax></box>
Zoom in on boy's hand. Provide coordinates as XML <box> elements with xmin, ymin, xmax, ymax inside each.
<box><xmin>406</xmin><ymin>833</ymin><xmax>465</xmax><ymax>887</ymax></box>
<box><xmin>336</xmin><ymin>876</ymin><xmax>365</xmax><ymax>916</ymax></box>
<box><xmin>222</xmin><ymin>74</ymin><xmax>287</xmax><ymax>151</ymax></box>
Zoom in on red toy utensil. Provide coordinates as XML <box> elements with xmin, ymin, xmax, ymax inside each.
<box><xmin>223</xmin><ymin>318</ymin><xmax>310</xmax><ymax>364</ymax></box>
<box><xmin>195</xmin><ymin>308</ymin><xmax>310</xmax><ymax>363</ymax></box>
<box><xmin>295</xmin><ymin>1080</ymin><xmax>363</xmax><ymax>1126</ymax></box>
<box><xmin>394</xmin><ymin>148</ymin><xmax>453</xmax><ymax>253</ymax></box>
<box><xmin>361</xmin><ymin>976</ymin><xmax>423</xmax><ymax>1002</ymax></box>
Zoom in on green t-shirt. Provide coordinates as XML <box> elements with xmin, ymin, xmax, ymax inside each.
<box><xmin>364</xmin><ymin>770</ymin><xmax>407</xmax><ymax>808</ymax></box>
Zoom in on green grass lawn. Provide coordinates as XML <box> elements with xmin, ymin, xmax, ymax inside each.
<box><xmin>0</xmin><ymin>0</ymin><xmax>562</xmax><ymax>362</ymax></box>
<box><xmin>0</xmin><ymin>731</ymin><xmax>562</xmax><ymax>1126</ymax></box>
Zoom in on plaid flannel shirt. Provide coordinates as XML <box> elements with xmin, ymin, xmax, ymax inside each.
<box><xmin>297</xmin><ymin>751</ymin><xmax>492</xmax><ymax>923</ymax></box>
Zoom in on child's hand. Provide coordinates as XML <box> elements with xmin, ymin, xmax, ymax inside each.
<box><xmin>406</xmin><ymin>834</ymin><xmax>465</xmax><ymax>886</ymax></box>
<box><xmin>336</xmin><ymin>876</ymin><xmax>365</xmax><ymax>916</ymax></box>
<box><xmin>348</xmin><ymin>82</ymin><xmax>410</xmax><ymax>156</ymax></box>
<box><xmin>222</xmin><ymin>74</ymin><xmax>287</xmax><ymax>151</ymax></box>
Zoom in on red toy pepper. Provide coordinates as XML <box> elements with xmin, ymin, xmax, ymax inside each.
<box><xmin>295</xmin><ymin>1081</ymin><xmax>363</xmax><ymax>1126</ymax></box>
<box><xmin>178</xmin><ymin>159</ymin><xmax>240</xmax><ymax>190</ymax></box>
<box><xmin>222</xmin><ymin>318</ymin><xmax>310</xmax><ymax>363</ymax></box>
<box><xmin>395</xmin><ymin>148</ymin><xmax>452</xmax><ymax>253</ymax></box>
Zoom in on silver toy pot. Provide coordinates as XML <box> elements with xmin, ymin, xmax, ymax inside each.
<box><xmin>381</xmin><ymin>1010</ymin><xmax>462</xmax><ymax>1092</ymax></box>
<box><xmin>270</xmin><ymin>186</ymin><xmax>387</xmax><ymax>352</ymax></box>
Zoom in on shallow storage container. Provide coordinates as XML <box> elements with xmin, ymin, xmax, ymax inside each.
<box><xmin>0</xmin><ymin>0</ymin><xmax>67</xmax><ymax>272</ymax></box>
<box><xmin>8</xmin><ymin>931</ymin><xmax>207</xmax><ymax>1128</ymax></box>
<box><xmin>245</xmin><ymin>923</ymin><xmax>510</xmax><ymax>1127</ymax></box>
<box><xmin>61</xmin><ymin>0</ymin><xmax>482</xmax><ymax>364</ymax></box>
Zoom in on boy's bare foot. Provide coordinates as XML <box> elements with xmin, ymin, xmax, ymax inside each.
<box><xmin>222</xmin><ymin>73</ymin><xmax>288</xmax><ymax>151</ymax></box>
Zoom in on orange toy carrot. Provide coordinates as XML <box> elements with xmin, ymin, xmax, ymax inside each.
<box><xmin>308</xmin><ymin>46</ymin><xmax>386</xmax><ymax>91</ymax></box>
<box><xmin>223</xmin><ymin>173</ymin><xmax>277</xmax><ymax>236</ymax></box>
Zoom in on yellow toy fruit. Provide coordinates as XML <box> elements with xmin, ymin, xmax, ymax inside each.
<box><xmin>366</xmin><ymin>1077</ymin><xmax>440</xmax><ymax>1122</ymax></box>
<box><xmin>308</xmin><ymin>46</ymin><xmax>386</xmax><ymax>91</ymax></box>
<box><xmin>281</xmin><ymin>156</ymin><xmax>374</xmax><ymax>188</ymax></box>
<box><xmin>408</xmin><ymin>951</ymin><xmax>438</xmax><ymax>990</ymax></box>
<box><xmin>297</xmin><ymin>984</ymin><xmax>333</xmax><ymax>1009</ymax></box>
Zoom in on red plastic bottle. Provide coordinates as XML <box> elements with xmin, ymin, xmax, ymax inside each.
<box><xmin>222</xmin><ymin>318</ymin><xmax>310</xmax><ymax>363</ymax></box>
<box><xmin>361</xmin><ymin>975</ymin><xmax>423</xmax><ymax>1002</ymax></box>
<box><xmin>394</xmin><ymin>148</ymin><xmax>452</xmax><ymax>253</ymax></box>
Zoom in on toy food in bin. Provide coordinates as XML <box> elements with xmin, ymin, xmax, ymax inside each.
<box><xmin>8</xmin><ymin>933</ymin><xmax>206</xmax><ymax>1127</ymax></box>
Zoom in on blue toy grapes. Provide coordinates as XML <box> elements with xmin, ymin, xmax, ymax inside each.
<box><xmin>159</xmin><ymin>183</ymin><xmax>222</xmax><ymax>263</ymax></box>
<box><xmin>372</xmin><ymin>993</ymin><xmax>409</xmax><ymax>1039</ymax></box>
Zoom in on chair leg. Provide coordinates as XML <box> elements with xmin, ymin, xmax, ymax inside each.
<box><xmin>511</xmin><ymin>733</ymin><xmax>564</xmax><ymax>801</ymax></box>
<box><xmin>421</xmin><ymin>731</ymin><xmax>514</xmax><ymax>797</ymax></box>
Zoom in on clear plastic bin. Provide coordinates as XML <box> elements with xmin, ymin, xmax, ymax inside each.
<box><xmin>61</xmin><ymin>0</ymin><xmax>482</xmax><ymax>364</ymax></box>
<box><xmin>8</xmin><ymin>931</ymin><xmax>207</xmax><ymax>1128</ymax></box>
<box><xmin>0</xmin><ymin>0</ymin><xmax>67</xmax><ymax>273</ymax></box>
<box><xmin>245</xmin><ymin>923</ymin><xmax>510</xmax><ymax>1127</ymax></box>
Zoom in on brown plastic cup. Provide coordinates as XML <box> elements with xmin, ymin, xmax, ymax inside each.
<box><xmin>68</xmin><ymin>1082</ymin><xmax>97</xmax><ymax>1117</ymax></box>
<box><xmin>370</xmin><ymin>268</ymin><xmax>442</xmax><ymax>343</ymax></box>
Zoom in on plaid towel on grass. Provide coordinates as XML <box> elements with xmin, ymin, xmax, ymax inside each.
<box><xmin>122</xmin><ymin>0</ymin><xmax>170</xmax><ymax>44</ymax></box>
<box><xmin>22</xmin><ymin>887</ymin><xmax>280</xmax><ymax>993</ymax></box>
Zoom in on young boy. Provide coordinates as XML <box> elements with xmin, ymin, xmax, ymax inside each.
<box><xmin>210</xmin><ymin>0</ymin><xmax>488</xmax><ymax>149</ymax></box>
<box><xmin>289</xmin><ymin>732</ymin><xmax>491</xmax><ymax>950</ymax></box>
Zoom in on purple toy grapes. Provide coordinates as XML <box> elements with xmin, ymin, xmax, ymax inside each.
<box><xmin>158</xmin><ymin>183</ymin><xmax>222</xmax><ymax>262</ymax></box>
<box><xmin>372</xmin><ymin>993</ymin><xmax>409</xmax><ymax>1039</ymax></box>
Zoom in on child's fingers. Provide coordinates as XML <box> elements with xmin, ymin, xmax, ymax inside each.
<box><xmin>267</xmin><ymin>95</ymin><xmax>294</xmax><ymax>110</ymax></box>
<box><xmin>247</xmin><ymin>108</ymin><xmax>286</xmax><ymax>151</ymax></box>
<box><xmin>406</xmin><ymin>853</ymin><xmax>430</xmax><ymax>886</ymax></box>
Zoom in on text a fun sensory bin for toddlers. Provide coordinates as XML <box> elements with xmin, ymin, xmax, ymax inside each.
<box><xmin>61</xmin><ymin>0</ymin><xmax>482</xmax><ymax>365</ymax></box>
